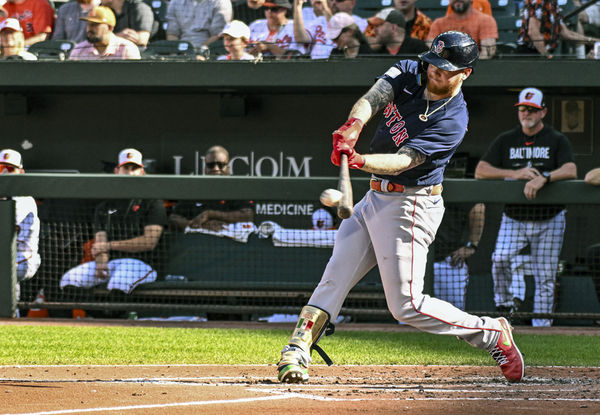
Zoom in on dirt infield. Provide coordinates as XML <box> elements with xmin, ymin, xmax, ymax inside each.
<box><xmin>1</xmin><ymin>364</ymin><xmax>599</xmax><ymax>414</ymax></box>
<box><xmin>1</xmin><ymin>320</ymin><xmax>599</xmax><ymax>414</ymax></box>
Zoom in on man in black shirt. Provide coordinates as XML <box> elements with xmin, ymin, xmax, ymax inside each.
<box><xmin>169</xmin><ymin>145</ymin><xmax>254</xmax><ymax>232</ymax></box>
<box><xmin>475</xmin><ymin>88</ymin><xmax>577</xmax><ymax>327</ymax></box>
<box><xmin>60</xmin><ymin>148</ymin><xmax>167</xmax><ymax>294</ymax></box>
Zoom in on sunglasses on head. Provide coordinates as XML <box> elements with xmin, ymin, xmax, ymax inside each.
<box><xmin>265</xmin><ymin>6</ymin><xmax>285</xmax><ymax>11</ymax></box>
<box><xmin>0</xmin><ymin>164</ymin><xmax>17</xmax><ymax>173</ymax></box>
<box><xmin>206</xmin><ymin>161</ymin><xmax>228</xmax><ymax>169</ymax></box>
<box><xmin>517</xmin><ymin>106</ymin><xmax>542</xmax><ymax>113</ymax></box>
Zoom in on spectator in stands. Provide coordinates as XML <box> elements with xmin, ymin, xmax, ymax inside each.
<box><xmin>578</xmin><ymin>0</ymin><xmax>600</xmax><ymax>41</ymax></box>
<box><xmin>248</xmin><ymin>0</ymin><xmax>310</xmax><ymax>58</ymax></box>
<box><xmin>517</xmin><ymin>0</ymin><xmax>600</xmax><ymax>57</ymax></box>
<box><xmin>169</xmin><ymin>146</ymin><xmax>255</xmax><ymax>232</ymax></box>
<box><xmin>166</xmin><ymin>0</ymin><xmax>232</xmax><ymax>50</ymax></box>
<box><xmin>101</xmin><ymin>0</ymin><xmax>156</xmax><ymax>47</ymax></box>
<box><xmin>367</xmin><ymin>8</ymin><xmax>428</xmax><ymax>55</ymax></box>
<box><xmin>327</xmin><ymin>12</ymin><xmax>375</xmax><ymax>57</ymax></box>
<box><xmin>300</xmin><ymin>0</ymin><xmax>331</xmax><ymax>25</ymax></box>
<box><xmin>446</xmin><ymin>0</ymin><xmax>492</xmax><ymax>16</ymax></box>
<box><xmin>69</xmin><ymin>6</ymin><xmax>141</xmax><ymax>60</ymax></box>
<box><xmin>217</xmin><ymin>20</ymin><xmax>255</xmax><ymax>60</ymax></box>
<box><xmin>433</xmin><ymin>203</ymin><xmax>485</xmax><ymax>311</ymax></box>
<box><xmin>0</xmin><ymin>18</ymin><xmax>37</xmax><ymax>59</ymax></box>
<box><xmin>292</xmin><ymin>0</ymin><xmax>336</xmax><ymax>59</ymax></box>
<box><xmin>329</xmin><ymin>0</ymin><xmax>367</xmax><ymax>32</ymax></box>
<box><xmin>4</xmin><ymin>0</ymin><xmax>55</xmax><ymax>46</ymax></box>
<box><xmin>60</xmin><ymin>148</ymin><xmax>167</xmax><ymax>294</ymax></box>
<box><xmin>474</xmin><ymin>87</ymin><xmax>577</xmax><ymax>327</ymax></box>
<box><xmin>391</xmin><ymin>0</ymin><xmax>432</xmax><ymax>40</ymax></box>
<box><xmin>53</xmin><ymin>0</ymin><xmax>101</xmax><ymax>44</ymax></box>
<box><xmin>0</xmin><ymin>149</ymin><xmax>41</xmax><ymax>302</ymax></box>
<box><xmin>427</xmin><ymin>0</ymin><xmax>498</xmax><ymax>59</ymax></box>
<box><xmin>233</xmin><ymin>0</ymin><xmax>266</xmax><ymax>25</ymax></box>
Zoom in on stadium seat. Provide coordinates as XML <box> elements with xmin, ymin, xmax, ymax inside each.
<box><xmin>495</xmin><ymin>15</ymin><xmax>521</xmax><ymax>55</ymax></box>
<box><xmin>490</xmin><ymin>0</ymin><xmax>518</xmax><ymax>15</ymax></box>
<box><xmin>28</xmin><ymin>40</ymin><xmax>75</xmax><ymax>60</ymax></box>
<box><xmin>143</xmin><ymin>0</ymin><xmax>168</xmax><ymax>40</ymax></box>
<box><xmin>143</xmin><ymin>40</ymin><xmax>197</xmax><ymax>60</ymax></box>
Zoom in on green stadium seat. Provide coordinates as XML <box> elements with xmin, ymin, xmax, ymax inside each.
<box><xmin>28</xmin><ymin>40</ymin><xmax>75</xmax><ymax>60</ymax></box>
<box><xmin>143</xmin><ymin>40</ymin><xmax>197</xmax><ymax>60</ymax></box>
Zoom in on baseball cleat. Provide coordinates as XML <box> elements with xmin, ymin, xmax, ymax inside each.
<box><xmin>488</xmin><ymin>317</ymin><xmax>525</xmax><ymax>382</ymax></box>
<box><xmin>277</xmin><ymin>345</ymin><xmax>310</xmax><ymax>383</ymax></box>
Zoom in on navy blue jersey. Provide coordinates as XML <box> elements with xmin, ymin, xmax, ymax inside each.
<box><xmin>369</xmin><ymin>60</ymin><xmax>469</xmax><ymax>186</ymax></box>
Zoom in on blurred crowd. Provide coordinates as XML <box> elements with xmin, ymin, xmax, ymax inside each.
<box><xmin>0</xmin><ymin>0</ymin><xmax>598</xmax><ymax>60</ymax></box>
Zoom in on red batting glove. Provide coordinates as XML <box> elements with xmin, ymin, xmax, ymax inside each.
<box><xmin>331</xmin><ymin>141</ymin><xmax>365</xmax><ymax>169</ymax></box>
<box><xmin>331</xmin><ymin>118</ymin><xmax>363</xmax><ymax>166</ymax></box>
<box><xmin>332</xmin><ymin>117</ymin><xmax>364</xmax><ymax>148</ymax></box>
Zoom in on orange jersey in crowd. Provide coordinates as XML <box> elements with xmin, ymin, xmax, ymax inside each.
<box><xmin>427</xmin><ymin>9</ymin><xmax>498</xmax><ymax>46</ymax></box>
<box><xmin>446</xmin><ymin>0</ymin><xmax>493</xmax><ymax>16</ymax></box>
<box><xmin>4</xmin><ymin>0</ymin><xmax>54</xmax><ymax>39</ymax></box>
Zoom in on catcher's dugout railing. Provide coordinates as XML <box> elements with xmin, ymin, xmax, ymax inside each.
<box><xmin>1</xmin><ymin>175</ymin><xmax>600</xmax><ymax>323</ymax></box>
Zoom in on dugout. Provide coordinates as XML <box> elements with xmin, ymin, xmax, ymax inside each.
<box><xmin>1</xmin><ymin>59</ymin><xmax>600</xmax><ymax>322</ymax></box>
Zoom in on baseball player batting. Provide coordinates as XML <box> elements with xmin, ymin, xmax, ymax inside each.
<box><xmin>277</xmin><ymin>31</ymin><xmax>524</xmax><ymax>384</ymax></box>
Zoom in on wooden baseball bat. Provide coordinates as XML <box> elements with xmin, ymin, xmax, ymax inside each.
<box><xmin>337</xmin><ymin>154</ymin><xmax>354</xmax><ymax>219</ymax></box>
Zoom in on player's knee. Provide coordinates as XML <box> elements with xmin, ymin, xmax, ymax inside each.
<box><xmin>388</xmin><ymin>297</ymin><xmax>415</xmax><ymax>321</ymax></box>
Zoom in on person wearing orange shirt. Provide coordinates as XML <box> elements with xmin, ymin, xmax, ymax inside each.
<box><xmin>427</xmin><ymin>0</ymin><xmax>497</xmax><ymax>58</ymax></box>
<box><xmin>4</xmin><ymin>0</ymin><xmax>55</xmax><ymax>46</ymax></box>
<box><xmin>447</xmin><ymin>0</ymin><xmax>492</xmax><ymax>16</ymax></box>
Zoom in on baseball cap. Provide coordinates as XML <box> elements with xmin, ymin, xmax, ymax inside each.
<box><xmin>220</xmin><ymin>20</ymin><xmax>251</xmax><ymax>40</ymax></box>
<box><xmin>0</xmin><ymin>18</ymin><xmax>22</xmax><ymax>32</ymax></box>
<box><xmin>367</xmin><ymin>7</ymin><xmax>405</xmax><ymax>27</ymax></box>
<box><xmin>312</xmin><ymin>208</ymin><xmax>334</xmax><ymax>230</ymax></box>
<box><xmin>515</xmin><ymin>87</ymin><xmax>545</xmax><ymax>109</ymax></box>
<box><xmin>117</xmin><ymin>148</ymin><xmax>144</xmax><ymax>168</ymax></box>
<box><xmin>327</xmin><ymin>12</ymin><xmax>355</xmax><ymax>40</ymax></box>
<box><xmin>80</xmin><ymin>6</ymin><xmax>116</xmax><ymax>27</ymax></box>
<box><xmin>0</xmin><ymin>149</ymin><xmax>23</xmax><ymax>168</ymax></box>
<box><xmin>263</xmin><ymin>0</ymin><xmax>292</xmax><ymax>9</ymax></box>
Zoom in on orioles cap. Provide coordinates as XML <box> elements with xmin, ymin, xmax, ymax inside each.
<box><xmin>117</xmin><ymin>148</ymin><xmax>144</xmax><ymax>168</ymax></box>
<box><xmin>327</xmin><ymin>12</ymin><xmax>355</xmax><ymax>40</ymax></box>
<box><xmin>515</xmin><ymin>87</ymin><xmax>545</xmax><ymax>109</ymax></box>
<box><xmin>0</xmin><ymin>149</ymin><xmax>23</xmax><ymax>168</ymax></box>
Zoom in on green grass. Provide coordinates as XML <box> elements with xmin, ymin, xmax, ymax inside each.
<box><xmin>0</xmin><ymin>326</ymin><xmax>598</xmax><ymax>366</ymax></box>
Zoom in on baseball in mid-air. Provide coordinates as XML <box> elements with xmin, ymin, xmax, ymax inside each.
<box><xmin>320</xmin><ymin>188</ymin><xmax>343</xmax><ymax>207</ymax></box>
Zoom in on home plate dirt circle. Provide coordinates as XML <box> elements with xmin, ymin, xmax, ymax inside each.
<box><xmin>1</xmin><ymin>365</ymin><xmax>599</xmax><ymax>414</ymax></box>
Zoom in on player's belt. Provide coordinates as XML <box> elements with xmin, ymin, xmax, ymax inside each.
<box><xmin>370</xmin><ymin>179</ymin><xmax>443</xmax><ymax>195</ymax></box>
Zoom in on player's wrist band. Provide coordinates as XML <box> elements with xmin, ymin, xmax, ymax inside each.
<box><xmin>465</xmin><ymin>241</ymin><xmax>478</xmax><ymax>251</ymax></box>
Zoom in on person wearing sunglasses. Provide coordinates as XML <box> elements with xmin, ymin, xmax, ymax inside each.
<box><xmin>168</xmin><ymin>146</ymin><xmax>254</xmax><ymax>232</ymax></box>
<box><xmin>326</xmin><ymin>12</ymin><xmax>374</xmax><ymax>58</ymax></box>
<box><xmin>475</xmin><ymin>87</ymin><xmax>577</xmax><ymax>327</ymax></box>
<box><xmin>248</xmin><ymin>0</ymin><xmax>309</xmax><ymax>58</ymax></box>
<box><xmin>60</xmin><ymin>148</ymin><xmax>167</xmax><ymax>295</ymax></box>
<box><xmin>0</xmin><ymin>149</ymin><xmax>41</xmax><ymax>306</ymax></box>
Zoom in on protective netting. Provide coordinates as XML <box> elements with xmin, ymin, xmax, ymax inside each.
<box><xmin>16</xmin><ymin>197</ymin><xmax>600</xmax><ymax>323</ymax></box>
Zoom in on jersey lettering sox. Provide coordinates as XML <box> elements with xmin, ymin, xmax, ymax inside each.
<box><xmin>370</xmin><ymin>60</ymin><xmax>469</xmax><ymax>186</ymax></box>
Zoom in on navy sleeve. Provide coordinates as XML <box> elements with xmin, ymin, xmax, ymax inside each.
<box><xmin>145</xmin><ymin>200</ymin><xmax>168</xmax><ymax>227</ymax></box>
<box><xmin>377</xmin><ymin>60</ymin><xmax>420</xmax><ymax>100</ymax></box>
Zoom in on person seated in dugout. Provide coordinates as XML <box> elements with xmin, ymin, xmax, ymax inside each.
<box><xmin>60</xmin><ymin>148</ymin><xmax>167</xmax><ymax>294</ymax></box>
<box><xmin>168</xmin><ymin>146</ymin><xmax>254</xmax><ymax>232</ymax></box>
